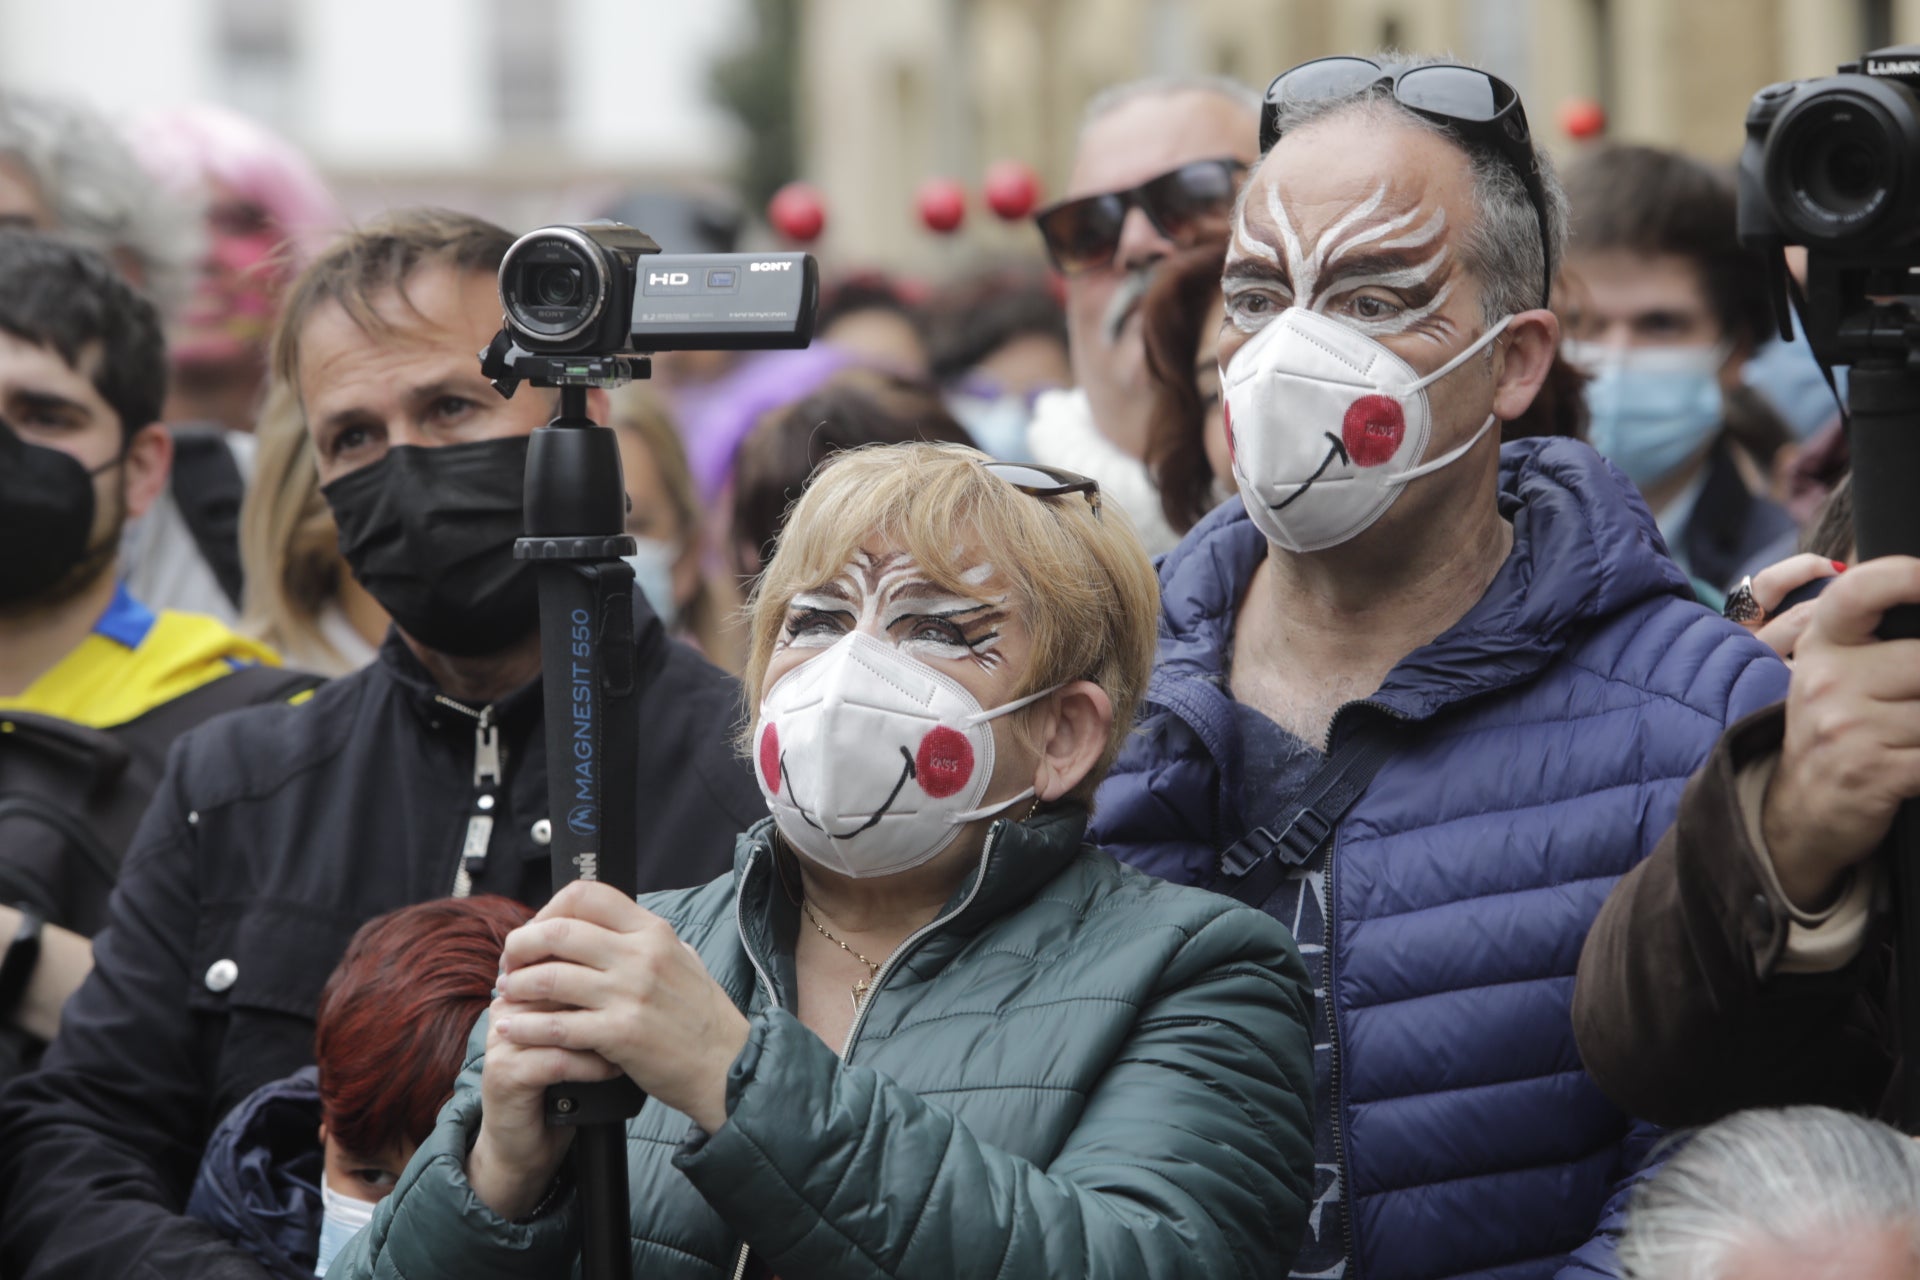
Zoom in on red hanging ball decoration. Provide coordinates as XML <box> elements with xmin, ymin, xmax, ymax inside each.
<box><xmin>768</xmin><ymin>182</ymin><xmax>826</xmax><ymax>243</ymax></box>
<box><xmin>983</xmin><ymin>160</ymin><xmax>1041</xmax><ymax>220</ymax></box>
<box><xmin>1559</xmin><ymin>98</ymin><xmax>1607</xmax><ymax>141</ymax></box>
<box><xmin>916</xmin><ymin>178</ymin><xmax>967</xmax><ymax>234</ymax></box>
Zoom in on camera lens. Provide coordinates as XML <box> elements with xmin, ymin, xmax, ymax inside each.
<box><xmin>532</xmin><ymin>265</ymin><xmax>583</xmax><ymax>308</ymax></box>
<box><xmin>498</xmin><ymin>228</ymin><xmax>608</xmax><ymax>349</ymax></box>
<box><xmin>1764</xmin><ymin>81</ymin><xmax>1920</xmax><ymax>246</ymax></box>
<box><xmin>1791</xmin><ymin>117</ymin><xmax>1889</xmax><ymax>222</ymax></box>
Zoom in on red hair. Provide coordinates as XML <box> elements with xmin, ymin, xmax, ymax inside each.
<box><xmin>313</xmin><ymin>894</ymin><xmax>533</xmax><ymax>1158</ymax></box>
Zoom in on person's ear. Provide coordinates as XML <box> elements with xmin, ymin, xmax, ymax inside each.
<box><xmin>1028</xmin><ymin>679</ymin><xmax>1114</xmax><ymax>802</ymax></box>
<box><xmin>587</xmin><ymin>387</ymin><xmax>612</xmax><ymax>423</ymax></box>
<box><xmin>1490</xmin><ymin>308</ymin><xmax>1560</xmax><ymax>423</ymax></box>
<box><xmin>121</xmin><ymin>422</ymin><xmax>172</xmax><ymax>522</ymax></box>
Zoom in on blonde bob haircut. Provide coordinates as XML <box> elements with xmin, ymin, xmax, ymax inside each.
<box><xmin>743</xmin><ymin>443</ymin><xmax>1160</xmax><ymax>800</ymax></box>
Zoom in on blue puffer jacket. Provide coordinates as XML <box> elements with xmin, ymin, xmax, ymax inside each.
<box><xmin>1093</xmin><ymin>438</ymin><xmax>1789</xmax><ymax>1280</ymax></box>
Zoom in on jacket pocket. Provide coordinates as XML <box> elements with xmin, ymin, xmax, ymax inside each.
<box><xmin>188</xmin><ymin>900</ymin><xmax>360</xmax><ymax>1124</ymax></box>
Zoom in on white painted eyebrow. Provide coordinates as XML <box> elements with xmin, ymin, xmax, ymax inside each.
<box><xmin>1316</xmin><ymin>249</ymin><xmax>1451</xmax><ymax>302</ymax></box>
<box><xmin>1375</xmin><ymin>207</ymin><xmax>1448</xmax><ymax>252</ymax></box>
<box><xmin>1232</xmin><ymin>198</ymin><xmax>1280</xmax><ymax>265</ymax></box>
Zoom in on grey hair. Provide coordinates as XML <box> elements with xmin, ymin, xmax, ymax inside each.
<box><xmin>1617</xmin><ymin>1107</ymin><xmax>1920</xmax><ymax>1280</ymax></box>
<box><xmin>1080</xmin><ymin>75</ymin><xmax>1261</xmax><ymax>133</ymax></box>
<box><xmin>0</xmin><ymin>91</ymin><xmax>201</xmax><ymax>321</ymax></box>
<box><xmin>1260</xmin><ymin>52</ymin><xmax>1567</xmax><ymax>323</ymax></box>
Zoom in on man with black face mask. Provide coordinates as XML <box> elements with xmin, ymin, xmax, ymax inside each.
<box><xmin>0</xmin><ymin>232</ymin><xmax>314</xmax><ymax>1087</ymax></box>
<box><xmin>0</xmin><ymin>210</ymin><xmax>766</xmax><ymax>1280</ymax></box>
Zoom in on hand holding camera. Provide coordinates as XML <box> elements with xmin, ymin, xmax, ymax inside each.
<box><xmin>1763</xmin><ymin>556</ymin><xmax>1920</xmax><ymax>909</ymax></box>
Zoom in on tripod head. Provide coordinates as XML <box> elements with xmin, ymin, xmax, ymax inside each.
<box><xmin>479</xmin><ymin>329</ymin><xmax>651</xmax><ymax>400</ymax></box>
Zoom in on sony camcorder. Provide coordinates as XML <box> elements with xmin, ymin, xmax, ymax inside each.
<box><xmin>497</xmin><ymin>220</ymin><xmax>819</xmax><ymax>358</ymax></box>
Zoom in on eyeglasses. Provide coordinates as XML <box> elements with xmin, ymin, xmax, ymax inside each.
<box><xmin>1260</xmin><ymin>57</ymin><xmax>1552</xmax><ymax>308</ymax></box>
<box><xmin>983</xmin><ymin>461</ymin><xmax>1101</xmax><ymax>519</ymax></box>
<box><xmin>1033</xmin><ymin>158</ymin><xmax>1246</xmax><ymax>275</ymax></box>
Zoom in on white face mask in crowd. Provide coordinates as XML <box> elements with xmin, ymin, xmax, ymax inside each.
<box><xmin>621</xmin><ymin>538</ymin><xmax>681</xmax><ymax>630</ymax></box>
<box><xmin>1221</xmin><ymin>306</ymin><xmax>1511</xmax><ymax>552</ymax></box>
<box><xmin>314</xmin><ymin>1181</ymin><xmax>378</xmax><ymax>1276</ymax></box>
<box><xmin>753</xmin><ymin>631</ymin><xmax>1056</xmax><ymax>878</ymax></box>
<box><xmin>946</xmin><ymin>391</ymin><xmax>1036</xmax><ymax>462</ymax></box>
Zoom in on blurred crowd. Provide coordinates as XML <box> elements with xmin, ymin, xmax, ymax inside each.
<box><xmin>0</xmin><ymin>47</ymin><xmax>1914</xmax><ymax>1280</ymax></box>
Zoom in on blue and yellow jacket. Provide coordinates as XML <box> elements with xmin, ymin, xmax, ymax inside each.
<box><xmin>0</xmin><ymin>584</ymin><xmax>283</xmax><ymax>730</ymax></box>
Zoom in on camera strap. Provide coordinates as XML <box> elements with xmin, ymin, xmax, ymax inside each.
<box><xmin>1786</xmin><ymin>269</ymin><xmax>1852</xmax><ymax>434</ymax></box>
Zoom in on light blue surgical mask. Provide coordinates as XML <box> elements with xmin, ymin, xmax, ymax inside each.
<box><xmin>1743</xmin><ymin>315</ymin><xmax>1846</xmax><ymax>440</ymax></box>
<box><xmin>1568</xmin><ymin>341</ymin><xmax>1727</xmax><ymax>488</ymax></box>
<box><xmin>622</xmin><ymin>538</ymin><xmax>681</xmax><ymax>631</ymax></box>
<box><xmin>314</xmin><ymin>1181</ymin><xmax>376</xmax><ymax>1276</ymax></box>
<box><xmin>945</xmin><ymin>392</ymin><xmax>1035</xmax><ymax>461</ymax></box>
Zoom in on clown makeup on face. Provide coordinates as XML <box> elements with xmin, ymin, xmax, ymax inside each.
<box><xmin>1224</xmin><ymin>178</ymin><xmax>1462</xmax><ymax>349</ymax></box>
<box><xmin>777</xmin><ymin>550</ymin><xmax>1012</xmax><ymax>674</ymax></box>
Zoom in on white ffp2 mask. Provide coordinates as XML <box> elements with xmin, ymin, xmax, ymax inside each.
<box><xmin>1222</xmin><ymin>306</ymin><xmax>1510</xmax><ymax>552</ymax></box>
<box><xmin>314</xmin><ymin>1181</ymin><xmax>378</xmax><ymax>1276</ymax></box>
<box><xmin>753</xmin><ymin>632</ymin><xmax>1054</xmax><ymax>878</ymax></box>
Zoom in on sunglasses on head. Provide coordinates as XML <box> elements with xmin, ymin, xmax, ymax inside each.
<box><xmin>1033</xmin><ymin>158</ymin><xmax>1246</xmax><ymax>276</ymax></box>
<box><xmin>1260</xmin><ymin>57</ymin><xmax>1552</xmax><ymax>308</ymax></box>
<box><xmin>983</xmin><ymin>460</ymin><xmax>1101</xmax><ymax>519</ymax></box>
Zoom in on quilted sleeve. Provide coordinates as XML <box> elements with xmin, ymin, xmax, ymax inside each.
<box><xmin>675</xmin><ymin>909</ymin><xmax>1315</xmax><ymax>1280</ymax></box>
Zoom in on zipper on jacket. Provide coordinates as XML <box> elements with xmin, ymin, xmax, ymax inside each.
<box><xmin>435</xmin><ymin>695</ymin><xmax>500</xmax><ymax>898</ymax></box>
<box><xmin>1315</xmin><ymin>699</ymin><xmax>1403</xmax><ymax>1277</ymax></box>
<box><xmin>725</xmin><ymin>826</ymin><xmax>1002</xmax><ymax>1280</ymax></box>
<box><xmin>1320</xmin><ymin>825</ymin><xmax>1360</xmax><ymax>1275</ymax></box>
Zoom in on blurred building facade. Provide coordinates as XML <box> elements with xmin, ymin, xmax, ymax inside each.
<box><xmin>0</xmin><ymin>0</ymin><xmax>746</xmax><ymax>232</ymax></box>
<box><xmin>797</xmin><ymin>0</ymin><xmax>1920</xmax><ymax>271</ymax></box>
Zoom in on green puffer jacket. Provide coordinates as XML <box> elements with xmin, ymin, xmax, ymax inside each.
<box><xmin>331</xmin><ymin>806</ymin><xmax>1314</xmax><ymax>1279</ymax></box>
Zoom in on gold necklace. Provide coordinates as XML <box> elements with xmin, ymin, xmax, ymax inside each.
<box><xmin>802</xmin><ymin>900</ymin><xmax>883</xmax><ymax>1011</ymax></box>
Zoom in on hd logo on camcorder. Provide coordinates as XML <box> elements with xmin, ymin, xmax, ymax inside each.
<box><xmin>647</xmin><ymin>271</ymin><xmax>691</xmax><ymax>286</ymax></box>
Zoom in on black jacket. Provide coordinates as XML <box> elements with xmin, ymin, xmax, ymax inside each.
<box><xmin>1678</xmin><ymin>440</ymin><xmax>1798</xmax><ymax>594</ymax></box>
<box><xmin>0</xmin><ymin>625</ymin><xmax>764</xmax><ymax>1280</ymax></box>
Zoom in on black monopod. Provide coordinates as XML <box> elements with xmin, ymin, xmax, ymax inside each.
<box><xmin>491</xmin><ymin>345</ymin><xmax>652</xmax><ymax>1278</ymax></box>
<box><xmin>482</xmin><ymin>221</ymin><xmax>817</xmax><ymax>1274</ymax></box>
<box><xmin>1846</xmin><ymin>355</ymin><xmax>1920</xmax><ymax>1131</ymax></box>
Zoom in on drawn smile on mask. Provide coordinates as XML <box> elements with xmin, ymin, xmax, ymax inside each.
<box><xmin>778</xmin><ymin>745</ymin><xmax>919</xmax><ymax>840</ymax></box>
<box><xmin>1226</xmin><ymin>393</ymin><xmax>1407</xmax><ymax>511</ymax></box>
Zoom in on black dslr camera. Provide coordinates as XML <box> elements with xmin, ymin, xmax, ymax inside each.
<box><xmin>485</xmin><ymin>220</ymin><xmax>819</xmax><ymax>390</ymax></box>
<box><xmin>1738</xmin><ymin>46</ymin><xmax>1920</xmax><ymax>585</ymax></box>
<box><xmin>1738</xmin><ymin>46</ymin><xmax>1920</xmax><ymax>368</ymax></box>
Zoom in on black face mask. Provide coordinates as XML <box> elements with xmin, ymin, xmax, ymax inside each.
<box><xmin>0</xmin><ymin>416</ymin><xmax>120</xmax><ymax>608</ymax></box>
<box><xmin>321</xmin><ymin>436</ymin><xmax>538</xmax><ymax>658</ymax></box>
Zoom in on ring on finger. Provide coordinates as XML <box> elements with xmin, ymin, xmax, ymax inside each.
<box><xmin>1723</xmin><ymin>576</ymin><xmax>1765</xmax><ymax>625</ymax></box>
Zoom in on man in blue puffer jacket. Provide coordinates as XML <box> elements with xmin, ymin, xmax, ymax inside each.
<box><xmin>1093</xmin><ymin>53</ymin><xmax>1788</xmax><ymax>1280</ymax></box>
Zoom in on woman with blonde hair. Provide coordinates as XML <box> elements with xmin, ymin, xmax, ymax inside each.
<box><xmin>332</xmin><ymin>443</ymin><xmax>1315</xmax><ymax>1279</ymax></box>
<box><xmin>237</xmin><ymin>380</ymin><xmax>386</xmax><ymax>674</ymax></box>
<box><xmin>607</xmin><ymin>385</ymin><xmax>744</xmax><ymax>672</ymax></box>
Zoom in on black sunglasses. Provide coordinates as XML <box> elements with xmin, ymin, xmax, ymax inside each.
<box><xmin>1261</xmin><ymin>57</ymin><xmax>1552</xmax><ymax>308</ymax></box>
<box><xmin>984</xmin><ymin>461</ymin><xmax>1101</xmax><ymax>519</ymax></box>
<box><xmin>1033</xmin><ymin>158</ymin><xmax>1246</xmax><ymax>275</ymax></box>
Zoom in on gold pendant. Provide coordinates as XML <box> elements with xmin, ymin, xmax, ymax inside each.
<box><xmin>851</xmin><ymin>977</ymin><xmax>870</xmax><ymax>1012</ymax></box>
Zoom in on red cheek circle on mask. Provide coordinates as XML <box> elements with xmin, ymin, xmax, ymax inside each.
<box><xmin>758</xmin><ymin>723</ymin><xmax>780</xmax><ymax>794</ymax></box>
<box><xmin>915</xmin><ymin>727</ymin><xmax>974</xmax><ymax>798</ymax></box>
<box><xmin>1342</xmin><ymin>395</ymin><xmax>1406</xmax><ymax>467</ymax></box>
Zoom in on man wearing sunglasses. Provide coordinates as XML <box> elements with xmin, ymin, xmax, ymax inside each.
<box><xmin>1093</xmin><ymin>53</ymin><xmax>1788</xmax><ymax>1280</ymax></box>
<box><xmin>1027</xmin><ymin>76</ymin><xmax>1257</xmax><ymax>555</ymax></box>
